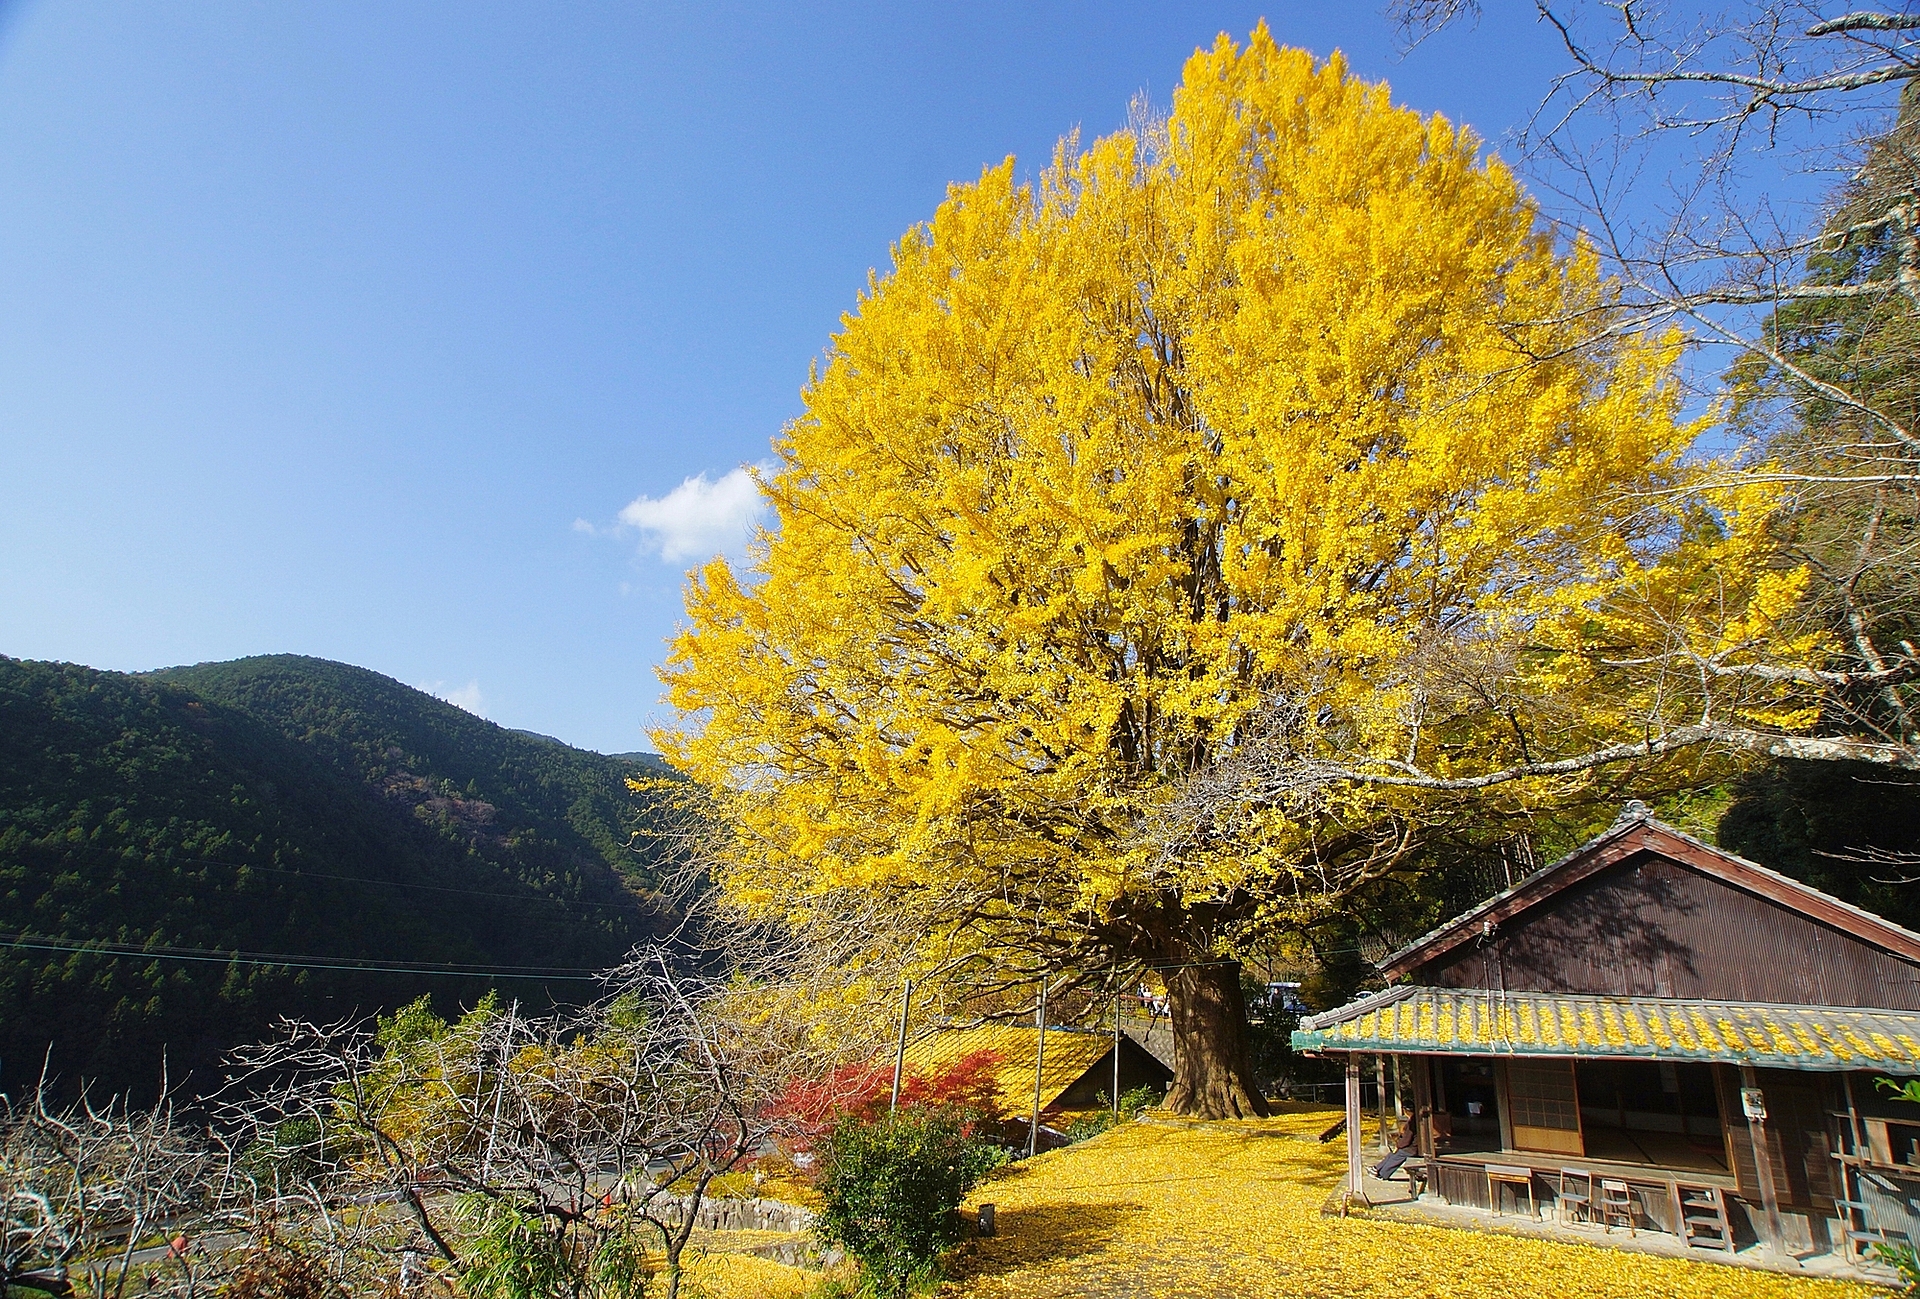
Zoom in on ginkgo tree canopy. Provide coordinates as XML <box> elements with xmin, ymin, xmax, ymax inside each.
<box><xmin>656</xmin><ymin>27</ymin><xmax>1767</xmax><ymax>1117</ymax></box>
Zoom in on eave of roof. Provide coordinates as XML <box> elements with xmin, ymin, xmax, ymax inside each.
<box><xmin>1376</xmin><ymin>808</ymin><xmax>1920</xmax><ymax>981</ymax></box>
<box><xmin>1291</xmin><ymin>985</ymin><xmax>1920</xmax><ymax>1074</ymax></box>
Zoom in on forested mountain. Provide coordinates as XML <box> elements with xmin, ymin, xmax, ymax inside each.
<box><xmin>0</xmin><ymin>654</ymin><xmax>670</xmax><ymax>1101</ymax></box>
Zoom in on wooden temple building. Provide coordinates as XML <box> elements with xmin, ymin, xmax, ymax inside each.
<box><xmin>1292</xmin><ymin>805</ymin><xmax>1920</xmax><ymax>1273</ymax></box>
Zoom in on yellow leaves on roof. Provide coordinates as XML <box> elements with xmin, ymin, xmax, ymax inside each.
<box><xmin>1303</xmin><ymin>989</ymin><xmax>1920</xmax><ymax>1072</ymax></box>
<box><xmin>901</xmin><ymin>1026</ymin><xmax>1116</xmax><ymax>1112</ymax></box>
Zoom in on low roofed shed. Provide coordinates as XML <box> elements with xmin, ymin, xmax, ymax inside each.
<box><xmin>900</xmin><ymin>1024</ymin><xmax>1171</xmax><ymax>1116</ymax></box>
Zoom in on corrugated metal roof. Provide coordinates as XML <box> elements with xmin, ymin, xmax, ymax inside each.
<box><xmin>900</xmin><ymin>1025</ymin><xmax>1118</xmax><ymax>1111</ymax></box>
<box><xmin>1291</xmin><ymin>986</ymin><xmax>1920</xmax><ymax>1074</ymax></box>
<box><xmin>1377</xmin><ymin>810</ymin><xmax>1920</xmax><ymax>980</ymax></box>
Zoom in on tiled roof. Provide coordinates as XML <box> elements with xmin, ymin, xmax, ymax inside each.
<box><xmin>1291</xmin><ymin>985</ymin><xmax>1920</xmax><ymax>1074</ymax></box>
<box><xmin>900</xmin><ymin>1025</ymin><xmax>1118</xmax><ymax>1111</ymax></box>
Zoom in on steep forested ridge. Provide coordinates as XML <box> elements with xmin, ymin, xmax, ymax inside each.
<box><xmin>154</xmin><ymin>656</ymin><xmax>659</xmax><ymax>890</ymax></box>
<box><xmin>0</xmin><ymin>654</ymin><xmax>666</xmax><ymax>1100</ymax></box>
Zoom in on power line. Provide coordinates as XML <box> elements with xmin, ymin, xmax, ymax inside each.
<box><xmin>0</xmin><ymin>928</ymin><xmax>1373</xmax><ymax>1004</ymax></box>
<box><xmin>1</xmin><ymin>840</ymin><xmax>650</xmax><ymax>913</ymax></box>
<box><xmin>0</xmin><ymin>931</ymin><xmax>603</xmax><ymax>981</ymax></box>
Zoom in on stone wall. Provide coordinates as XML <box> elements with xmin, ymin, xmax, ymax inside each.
<box><xmin>649</xmin><ymin>1192</ymin><xmax>818</xmax><ymax>1234</ymax></box>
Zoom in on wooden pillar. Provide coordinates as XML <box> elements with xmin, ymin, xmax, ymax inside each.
<box><xmin>1112</xmin><ymin>992</ymin><xmax>1122</xmax><ymax>1118</ymax></box>
<box><xmin>1494</xmin><ymin>1061</ymin><xmax>1516</xmax><ymax>1154</ymax></box>
<box><xmin>1841</xmin><ymin>1071</ymin><xmax>1866</xmax><ymax>1154</ymax></box>
<box><xmin>1376</xmin><ymin>1054</ymin><xmax>1391</xmax><ymax>1152</ymax></box>
<box><xmin>1345</xmin><ymin>1055</ymin><xmax>1366</xmax><ymax>1206</ymax></box>
<box><xmin>1740</xmin><ymin>1066</ymin><xmax>1787</xmax><ymax>1260</ymax></box>
<box><xmin>1412</xmin><ymin>1056</ymin><xmax>1435</xmax><ymax>1161</ymax></box>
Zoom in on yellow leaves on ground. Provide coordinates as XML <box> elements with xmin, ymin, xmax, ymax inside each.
<box><xmin>678</xmin><ymin>1250</ymin><xmax>814</xmax><ymax>1299</ymax></box>
<box><xmin>692</xmin><ymin>1170</ymin><xmax>825</xmax><ymax>1210</ymax></box>
<box><xmin>687</xmin><ymin>1107</ymin><xmax>1869</xmax><ymax>1297</ymax></box>
<box><xmin>946</xmin><ymin>1109</ymin><xmax>1870</xmax><ymax>1299</ymax></box>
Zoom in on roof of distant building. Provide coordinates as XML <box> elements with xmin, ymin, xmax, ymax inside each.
<box><xmin>901</xmin><ymin>1024</ymin><xmax>1131</xmax><ymax>1112</ymax></box>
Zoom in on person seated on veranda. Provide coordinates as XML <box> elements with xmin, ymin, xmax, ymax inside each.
<box><xmin>1374</xmin><ymin>1116</ymin><xmax>1419</xmax><ymax>1181</ymax></box>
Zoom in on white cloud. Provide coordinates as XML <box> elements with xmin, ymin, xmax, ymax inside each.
<box><xmin>617</xmin><ymin>465</ymin><xmax>767</xmax><ymax>563</ymax></box>
<box><xmin>419</xmin><ymin>679</ymin><xmax>486</xmax><ymax>717</ymax></box>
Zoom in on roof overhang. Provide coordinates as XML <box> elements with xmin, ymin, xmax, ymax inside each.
<box><xmin>1291</xmin><ymin>984</ymin><xmax>1920</xmax><ymax>1075</ymax></box>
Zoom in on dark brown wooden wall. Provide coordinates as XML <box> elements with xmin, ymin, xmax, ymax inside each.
<box><xmin>1715</xmin><ymin>1066</ymin><xmax>1839</xmax><ymax>1210</ymax></box>
<box><xmin>1418</xmin><ymin>852</ymin><xmax>1920</xmax><ymax>1008</ymax></box>
<box><xmin>1051</xmin><ymin>1039</ymin><xmax>1173</xmax><ymax>1110</ymax></box>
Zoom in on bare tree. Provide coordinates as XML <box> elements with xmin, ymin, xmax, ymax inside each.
<box><xmin>220</xmin><ymin>949</ymin><xmax>780</xmax><ymax>1299</ymax></box>
<box><xmin>0</xmin><ymin>1075</ymin><xmax>232</xmax><ymax>1299</ymax></box>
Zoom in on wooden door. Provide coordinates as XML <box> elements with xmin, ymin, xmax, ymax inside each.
<box><xmin>1506</xmin><ymin>1058</ymin><xmax>1585</xmax><ymax>1156</ymax></box>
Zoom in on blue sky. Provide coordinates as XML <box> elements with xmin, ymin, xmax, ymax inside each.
<box><xmin>0</xmin><ymin>2</ymin><xmax>1579</xmax><ymax>753</ymax></box>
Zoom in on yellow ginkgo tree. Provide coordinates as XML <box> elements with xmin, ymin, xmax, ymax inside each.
<box><xmin>655</xmin><ymin>28</ymin><xmax>1799</xmax><ymax>1117</ymax></box>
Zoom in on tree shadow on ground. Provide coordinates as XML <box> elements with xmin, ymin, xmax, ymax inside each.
<box><xmin>944</xmin><ymin>1201</ymin><xmax>1135</xmax><ymax>1282</ymax></box>
<box><xmin>943</xmin><ymin>1119</ymin><xmax>1346</xmax><ymax>1289</ymax></box>
<box><xmin>1131</xmin><ymin>1120</ymin><xmax>1344</xmax><ymax>1193</ymax></box>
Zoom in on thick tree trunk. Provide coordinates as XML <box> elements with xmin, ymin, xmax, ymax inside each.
<box><xmin>1162</xmin><ymin>960</ymin><xmax>1271</xmax><ymax>1119</ymax></box>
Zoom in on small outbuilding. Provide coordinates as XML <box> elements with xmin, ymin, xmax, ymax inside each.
<box><xmin>1293</xmin><ymin>804</ymin><xmax>1920</xmax><ymax>1275</ymax></box>
<box><xmin>900</xmin><ymin>1023</ymin><xmax>1172</xmax><ymax>1119</ymax></box>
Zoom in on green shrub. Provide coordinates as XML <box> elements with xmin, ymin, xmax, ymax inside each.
<box><xmin>1878</xmin><ymin>1076</ymin><xmax>1920</xmax><ymax>1106</ymax></box>
<box><xmin>1062</xmin><ymin>1085</ymin><xmax>1163</xmax><ymax>1143</ymax></box>
<box><xmin>454</xmin><ymin>1195</ymin><xmax>650</xmax><ymax>1299</ymax></box>
<box><xmin>456</xmin><ymin>1198</ymin><xmax>578</xmax><ymax>1299</ymax></box>
<box><xmin>814</xmin><ymin>1110</ymin><xmax>1003</xmax><ymax>1295</ymax></box>
<box><xmin>1877</xmin><ymin>1241</ymin><xmax>1920</xmax><ymax>1297</ymax></box>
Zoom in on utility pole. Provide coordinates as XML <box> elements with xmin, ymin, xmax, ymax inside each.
<box><xmin>889</xmin><ymin>979</ymin><xmax>913</xmax><ymax>1113</ymax></box>
<box><xmin>1027</xmin><ymin>981</ymin><xmax>1049</xmax><ymax>1157</ymax></box>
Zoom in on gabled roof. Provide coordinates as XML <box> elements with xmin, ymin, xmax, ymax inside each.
<box><xmin>1378</xmin><ymin>804</ymin><xmax>1920</xmax><ymax>982</ymax></box>
<box><xmin>1291</xmin><ymin>985</ymin><xmax>1920</xmax><ymax>1074</ymax></box>
<box><xmin>899</xmin><ymin>1024</ymin><xmax>1150</xmax><ymax>1113</ymax></box>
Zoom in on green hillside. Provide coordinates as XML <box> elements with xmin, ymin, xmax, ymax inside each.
<box><xmin>0</xmin><ymin>655</ymin><xmax>668</xmax><ymax>1101</ymax></box>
